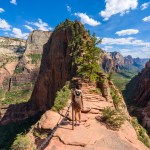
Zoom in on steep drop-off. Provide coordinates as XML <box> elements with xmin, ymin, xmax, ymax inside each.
<box><xmin>124</xmin><ymin>60</ymin><xmax>150</xmax><ymax>133</ymax></box>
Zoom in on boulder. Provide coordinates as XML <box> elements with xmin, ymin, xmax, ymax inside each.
<box><xmin>38</xmin><ymin>110</ymin><xmax>62</xmax><ymax>130</ymax></box>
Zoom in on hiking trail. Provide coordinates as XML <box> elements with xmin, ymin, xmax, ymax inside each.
<box><xmin>38</xmin><ymin>82</ymin><xmax>149</xmax><ymax>150</ymax></box>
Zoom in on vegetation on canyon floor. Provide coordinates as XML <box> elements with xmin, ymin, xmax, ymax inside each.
<box><xmin>1</xmin><ymin>89</ymin><xmax>32</xmax><ymax>105</ymax></box>
<box><xmin>112</xmin><ymin>69</ymin><xmax>138</xmax><ymax>91</ymax></box>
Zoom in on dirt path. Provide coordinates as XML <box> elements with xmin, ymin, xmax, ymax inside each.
<box><xmin>45</xmin><ymin>83</ymin><xmax>149</xmax><ymax>150</ymax></box>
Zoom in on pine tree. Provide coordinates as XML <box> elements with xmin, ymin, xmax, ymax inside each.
<box><xmin>77</xmin><ymin>33</ymin><xmax>102</xmax><ymax>81</ymax></box>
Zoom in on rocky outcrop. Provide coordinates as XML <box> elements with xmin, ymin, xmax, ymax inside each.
<box><xmin>110</xmin><ymin>52</ymin><xmax>125</xmax><ymax>68</ymax></box>
<box><xmin>124</xmin><ymin>60</ymin><xmax>150</xmax><ymax>133</ymax></box>
<box><xmin>134</xmin><ymin>61</ymin><xmax>150</xmax><ymax>133</ymax></box>
<box><xmin>101</xmin><ymin>51</ymin><xmax>125</xmax><ymax>72</ymax></box>
<box><xmin>0</xmin><ymin>37</ymin><xmax>26</xmax><ymax>88</ymax></box>
<box><xmin>134</xmin><ymin>60</ymin><xmax>150</xmax><ymax>106</ymax></box>
<box><xmin>25</xmin><ymin>30</ymin><xmax>52</xmax><ymax>54</ymax></box>
<box><xmin>9</xmin><ymin>31</ymin><xmax>52</xmax><ymax>91</ymax></box>
<box><xmin>124</xmin><ymin>55</ymin><xmax>134</xmax><ymax>65</ymax></box>
<box><xmin>101</xmin><ymin>52</ymin><xmax>114</xmax><ymax>72</ymax></box>
<box><xmin>0</xmin><ymin>31</ymin><xmax>52</xmax><ymax>123</ymax></box>
<box><xmin>0</xmin><ymin>36</ymin><xmax>25</xmax><ymax>54</ymax></box>
<box><xmin>30</xmin><ymin>22</ymin><xmax>88</xmax><ymax>111</ymax></box>
<box><xmin>0</xmin><ymin>31</ymin><xmax>52</xmax><ymax>91</ymax></box>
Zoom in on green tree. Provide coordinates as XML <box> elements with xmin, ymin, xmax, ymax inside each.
<box><xmin>56</xmin><ymin>20</ymin><xmax>102</xmax><ymax>82</ymax></box>
<box><xmin>77</xmin><ymin>33</ymin><xmax>102</xmax><ymax>81</ymax></box>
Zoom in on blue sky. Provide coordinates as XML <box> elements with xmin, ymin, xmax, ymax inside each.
<box><xmin>0</xmin><ymin>0</ymin><xmax>150</xmax><ymax>58</ymax></box>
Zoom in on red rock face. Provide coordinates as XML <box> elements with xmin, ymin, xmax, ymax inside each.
<box><xmin>134</xmin><ymin>60</ymin><xmax>150</xmax><ymax>106</ymax></box>
<box><xmin>30</xmin><ymin>27</ymin><xmax>76</xmax><ymax>111</ymax></box>
<box><xmin>129</xmin><ymin>60</ymin><xmax>150</xmax><ymax>133</ymax></box>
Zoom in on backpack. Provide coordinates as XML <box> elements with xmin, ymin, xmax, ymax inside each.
<box><xmin>73</xmin><ymin>89</ymin><xmax>82</xmax><ymax>109</ymax></box>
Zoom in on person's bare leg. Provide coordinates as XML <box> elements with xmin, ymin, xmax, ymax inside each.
<box><xmin>79</xmin><ymin>110</ymin><xmax>81</xmax><ymax>124</ymax></box>
<box><xmin>75</xmin><ymin>110</ymin><xmax>78</xmax><ymax>125</ymax></box>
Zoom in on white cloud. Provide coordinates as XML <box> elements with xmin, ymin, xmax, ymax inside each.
<box><xmin>24</xmin><ymin>25</ymin><xmax>34</xmax><ymax>31</ymax></box>
<box><xmin>10</xmin><ymin>0</ymin><xmax>17</xmax><ymax>5</ymax></box>
<box><xmin>120</xmin><ymin>48</ymin><xmax>150</xmax><ymax>58</ymax></box>
<box><xmin>141</xmin><ymin>2</ymin><xmax>150</xmax><ymax>10</ymax></box>
<box><xmin>102</xmin><ymin>37</ymin><xmax>150</xmax><ymax>47</ymax></box>
<box><xmin>103</xmin><ymin>46</ymin><xmax>113</xmax><ymax>51</ymax></box>
<box><xmin>0</xmin><ymin>8</ymin><xmax>5</xmax><ymax>13</ymax></box>
<box><xmin>12</xmin><ymin>28</ymin><xmax>28</xmax><ymax>39</ymax></box>
<box><xmin>101</xmin><ymin>37</ymin><xmax>150</xmax><ymax>58</ymax></box>
<box><xmin>100</xmin><ymin>0</ymin><xmax>138</xmax><ymax>20</ymax></box>
<box><xmin>0</xmin><ymin>18</ymin><xmax>11</xmax><ymax>31</ymax></box>
<box><xmin>143</xmin><ymin>16</ymin><xmax>150</xmax><ymax>22</ymax></box>
<box><xmin>27</xmin><ymin>19</ymin><xmax>53</xmax><ymax>31</ymax></box>
<box><xmin>67</xmin><ymin>5</ymin><xmax>71</xmax><ymax>12</ymax></box>
<box><xmin>116</xmin><ymin>29</ymin><xmax>139</xmax><ymax>36</ymax></box>
<box><xmin>74</xmin><ymin>12</ymin><xmax>101</xmax><ymax>26</ymax></box>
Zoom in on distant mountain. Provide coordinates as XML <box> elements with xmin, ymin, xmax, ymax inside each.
<box><xmin>101</xmin><ymin>51</ymin><xmax>149</xmax><ymax>72</ymax></box>
<box><xmin>0</xmin><ymin>31</ymin><xmax>52</xmax><ymax>102</ymax></box>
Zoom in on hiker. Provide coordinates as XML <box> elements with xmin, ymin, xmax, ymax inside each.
<box><xmin>71</xmin><ymin>84</ymin><xmax>84</xmax><ymax>126</ymax></box>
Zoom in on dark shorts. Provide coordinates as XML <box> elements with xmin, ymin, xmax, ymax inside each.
<box><xmin>72</xmin><ymin>102</ymin><xmax>82</xmax><ymax>112</ymax></box>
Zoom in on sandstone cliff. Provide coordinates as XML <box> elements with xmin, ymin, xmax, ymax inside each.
<box><xmin>10</xmin><ymin>30</ymin><xmax>52</xmax><ymax>91</ymax></box>
<box><xmin>30</xmin><ymin>21</ymin><xmax>88</xmax><ymax>111</ymax></box>
<box><xmin>0</xmin><ymin>37</ymin><xmax>26</xmax><ymax>89</ymax></box>
<box><xmin>0</xmin><ymin>31</ymin><xmax>51</xmax><ymax>91</ymax></box>
<box><xmin>124</xmin><ymin>60</ymin><xmax>150</xmax><ymax>133</ymax></box>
